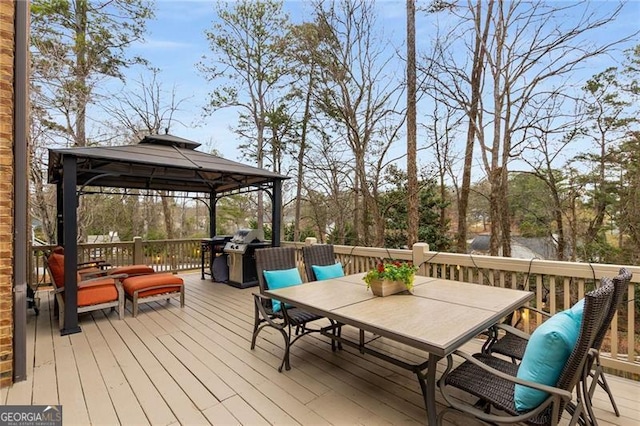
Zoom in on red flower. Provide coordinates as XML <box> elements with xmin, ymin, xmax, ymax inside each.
<box><xmin>377</xmin><ymin>263</ymin><xmax>385</xmax><ymax>273</ymax></box>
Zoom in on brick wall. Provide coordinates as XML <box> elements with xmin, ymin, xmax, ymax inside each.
<box><xmin>0</xmin><ymin>1</ymin><xmax>15</xmax><ymax>387</ymax></box>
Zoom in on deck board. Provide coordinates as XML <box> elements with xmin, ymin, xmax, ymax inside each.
<box><xmin>69</xmin><ymin>325</ymin><xmax>119</xmax><ymax>425</ymax></box>
<box><xmin>81</xmin><ymin>317</ymin><xmax>150</xmax><ymax>425</ymax></box>
<box><xmin>30</xmin><ymin>297</ymin><xmax>58</xmax><ymax>406</ymax></box>
<box><xmin>2</xmin><ymin>272</ymin><xmax>638</xmax><ymax>426</ymax></box>
<box><xmin>4</xmin><ymin>299</ymin><xmax>37</xmax><ymax>405</ymax></box>
<box><xmin>93</xmin><ymin>309</ymin><xmax>178</xmax><ymax>425</ymax></box>
<box><xmin>109</xmin><ymin>313</ymin><xmax>210</xmax><ymax>425</ymax></box>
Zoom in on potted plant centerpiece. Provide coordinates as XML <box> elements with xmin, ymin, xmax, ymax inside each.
<box><xmin>363</xmin><ymin>260</ymin><xmax>418</xmax><ymax>296</ymax></box>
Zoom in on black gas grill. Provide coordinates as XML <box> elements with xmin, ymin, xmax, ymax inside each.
<box><xmin>224</xmin><ymin>229</ymin><xmax>270</xmax><ymax>288</ymax></box>
<box><xmin>200</xmin><ymin>235</ymin><xmax>232</xmax><ymax>280</ymax></box>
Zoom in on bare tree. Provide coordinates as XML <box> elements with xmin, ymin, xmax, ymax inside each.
<box><xmin>29</xmin><ymin>102</ymin><xmax>58</xmax><ymax>243</ymax></box>
<box><xmin>103</xmin><ymin>68</ymin><xmax>189</xmax><ymax>240</ymax></box>
<box><xmin>200</xmin><ymin>0</ymin><xmax>290</xmax><ymax>233</ymax></box>
<box><xmin>519</xmin><ymin>94</ymin><xmax>584</xmax><ymax>260</ymax></box>
<box><xmin>285</xmin><ymin>22</ymin><xmax>326</xmax><ymax>242</ymax></box>
<box><xmin>303</xmin><ymin>132</ymin><xmax>354</xmax><ymax>243</ymax></box>
<box><xmin>30</xmin><ymin>0</ymin><xmax>152</xmax><ymax>147</ymax></box>
<box><xmin>313</xmin><ymin>0</ymin><xmax>404</xmax><ymax>246</ymax></box>
<box><xmin>576</xmin><ymin>69</ymin><xmax>635</xmax><ymax>257</ymax></box>
<box><xmin>424</xmin><ymin>0</ymin><xmax>491</xmax><ymax>253</ymax></box>
<box><xmin>425</xmin><ymin>0</ymin><xmax>632</xmax><ymax>256</ymax></box>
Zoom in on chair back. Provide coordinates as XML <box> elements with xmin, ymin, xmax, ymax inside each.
<box><xmin>592</xmin><ymin>268</ymin><xmax>632</xmax><ymax>351</ymax></box>
<box><xmin>45</xmin><ymin>249</ymin><xmax>66</xmax><ymax>289</ymax></box>
<box><xmin>254</xmin><ymin>247</ymin><xmax>297</xmax><ymax>294</ymax></box>
<box><xmin>302</xmin><ymin>244</ymin><xmax>336</xmax><ymax>282</ymax></box>
<box><xmin>555</xmin><ymin>277</ymin><xmax>615</xmax><ymax>405</ymax></box>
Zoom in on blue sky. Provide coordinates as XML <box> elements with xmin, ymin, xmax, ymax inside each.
<box><xmin>117</xmin><ymin>0</ymin><xmax>639</xmax><ymax>169</ymax></box>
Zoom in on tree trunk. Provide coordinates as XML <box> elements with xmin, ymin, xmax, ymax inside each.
<box><xmin>553</xmin><ymin>194</ymin><xmax>566</xmax><ymax>261</ymax></box>
<box><xmin>456</xmin><ymin>0</ymin><xmax>491</xmax><ymax>254</ymax></box>
<box><xmin>294</xmin><ymin>72</ymin><xmax>314</xmax><ymax>242</ymax></box>
<box><xmin>159</xmin><ymin>192</ymin><xmax>174</xmax><ymax>240</ymax></box>
<box><xmin>256</xmin><ymin>121</ymin><xmax>265</xmax><ymax>232</ymax></box>
<box><xmin>406</xmin><ymin>0</ymin><xmax>418</xmax><ymax>247</ymax></box>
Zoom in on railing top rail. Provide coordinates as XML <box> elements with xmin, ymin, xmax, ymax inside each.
<box><xmin>421</xmin><ymin>251</ymin><xmax>640</xmax><ymax>283</ymax></box>
<box><xmin>285</xmin><ymin>241</ymin><xmax>412</xmax><ymax>260</ymax></box>
<box><xmin>285</xmin><ymin>242</ymin><xmax>640</xmax><ymax>281</ymax></box>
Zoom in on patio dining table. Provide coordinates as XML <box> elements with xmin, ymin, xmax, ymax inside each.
<box><xmin>264</xmin><ymin>273</ymin><xmax>534</xmax><ymax>425</ymax></box>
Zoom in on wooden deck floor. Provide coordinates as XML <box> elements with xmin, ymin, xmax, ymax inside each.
<box><xmin>2</xmin><ymin>272</ymin><xmax>638</xmax><ymax>425</ymax></box>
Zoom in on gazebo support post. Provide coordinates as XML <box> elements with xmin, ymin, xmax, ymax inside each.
<box><xmin>210</xmin><ymin>190</ymin><xmax>216</xmax><ymax>238</ymax></box>
<box><xmin>272</xmin><ymin>180</ymin><xmax>282</xmax><ymax>247</ymax></box>
<box><xmin>61</xmin><ymin>155</ymin><xmax>80</xmax><ymax>335</ymax></box>
<box><xmin>56</xmin><ymin>181</ymin><xmax>64</xmax><ymax>245</ymax></box>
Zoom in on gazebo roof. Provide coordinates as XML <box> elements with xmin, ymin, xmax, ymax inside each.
<box><xmin>48</xmin><ymin>134</ymin><xmax>288</xmax><ymax>194</ymax></box>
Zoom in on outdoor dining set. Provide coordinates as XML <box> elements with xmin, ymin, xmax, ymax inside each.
<box><xmin>249</xmin><ymin>244</ymin><xmax>631</xmax><ymax>426</ymax></box>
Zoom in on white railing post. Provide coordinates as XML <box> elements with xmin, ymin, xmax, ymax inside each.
<box><xmin>412</xmin><ymin>242</ymin><xmax>430</xmax><ymax>277</ymax></box>
<box><xmin>305</xmin><ymin>237</ymin><xmax>318</xmax><ymax>246</ymax></box>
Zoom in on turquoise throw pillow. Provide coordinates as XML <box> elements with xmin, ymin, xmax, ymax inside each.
<box><xmin>570</xmin><ymin>298</ymin><xmax>585</xmax><ymax>324</ymax></box>
<box><xmin>263</xmin><ymin>267</ymin><xmax>302</xmax><ymax>312</ymax></box>
<box><xmin>312</xmin><ymin>262</ymin><xmax>345</xmax><ymax>280</ymax></box>
<box><xmin>514</xmin><ymin>309</ymin><xmax>581</xmax><ymax>411</ymax></box>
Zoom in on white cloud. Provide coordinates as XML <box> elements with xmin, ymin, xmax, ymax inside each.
<box><xmin>134</xmin><ymin>38</ymin><xmax>192</xmax><ymax>50</ymax></box>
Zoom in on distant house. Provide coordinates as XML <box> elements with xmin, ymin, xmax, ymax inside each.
<box><xmin>87</xmin><ymin>232</ymin><xmax>121</xmax><ymax>244</ymax></box>
<box><xmin>87</xmin><ymin>232</ymin><xmax>121</xmax><ymax>257</ymax></box>
<box><xmin>469</xmin><ymin>234</ymin><xmax>560</xmax><ymax>260</ymax></box>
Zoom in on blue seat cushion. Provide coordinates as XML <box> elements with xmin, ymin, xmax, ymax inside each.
<box><xmin>514</xmin><ymin>309</ymin><xmax>581</xmax><ymax>411</ymax></box>
<box><xmin>263</xmin><ymin>267</ymin><xmax>303</xmax><ymax>312</ymax></box>
<box><xmin>312</xmin><ymin>262</ymin><xmax>345</xmax><ymax>280</ymax></box>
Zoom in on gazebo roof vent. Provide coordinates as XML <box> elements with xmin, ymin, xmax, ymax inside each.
<box><xmin>139</xmin><ymin>134</ymin><xmax>201</xmax><ymax>150</ymax></box>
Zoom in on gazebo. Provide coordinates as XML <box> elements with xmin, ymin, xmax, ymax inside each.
<box><xmin>47</xmin><ymin>134</ymin><xmax>289</xmax><ymax>335</ymax></box>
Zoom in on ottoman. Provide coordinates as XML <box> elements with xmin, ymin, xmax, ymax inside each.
<box><xmin>122</xmin><ymin>273</ymin><xmax>185</xmax><ymax>317</ymax></box>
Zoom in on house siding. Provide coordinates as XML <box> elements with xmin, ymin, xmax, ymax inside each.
<box><xmin>0</xmin><ymin>0</ymin><xmax>15</xmax><ymax>387</ymax></box>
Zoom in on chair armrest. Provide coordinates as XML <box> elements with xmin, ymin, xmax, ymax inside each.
<box><xmin>106</xmin><ymin>273</ymin><xmax>128</xmax><ymax>281</ymax></box>
<box><xmin>78</xmin><ymin>259</ymin><xmax>111</xmax><ymax>269</ymax></box>
<box><xmin>494</xmin><ymin>323</ymin><xmax>531</xmax><ymax>341</ymax></box>
<box><xmin>253</xmin><ymin>293</ymin><xmax>286</xmax><ymax>330</ymax></box>
<box><xmin>452</xmin><ymin>350</ymin><xmax>572</xmax><ymax>400</ymax></box>
<box><xmin>521</xmin><ymin>305</ymin><xmax>551</xmax><ymax>318</ymax></box>
<box><xmin>77</xmin><ymin>276</ymin><xmax>118</xmax><ymax>289</ymax></box>
<box><xmin>79</xmin><ymin>269</ymin><xmax>108</xmax><ymax>279</ymax></box>
<box><xmin>53</xmin><ymin>276</ymin><xmax>117</xmax><ymax>292</ymax></box>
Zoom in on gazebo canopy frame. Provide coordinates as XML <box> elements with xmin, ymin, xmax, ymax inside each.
<box><xmin>47</xmin><ymin>134</ymin><xmax>289</xmax><ymax>335</ymax></box>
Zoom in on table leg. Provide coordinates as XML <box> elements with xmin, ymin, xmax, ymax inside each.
<box><xmin>416</xmin><ymin>353</ymin><xmax>440</xmax><ymax>425</ymax></box>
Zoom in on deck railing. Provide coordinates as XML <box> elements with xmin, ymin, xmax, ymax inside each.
<box><xmin>31</xmin><ymin>238</ymin><xmax>639</xmax><ymax>377</ymax></box>
<box><xmin>30</xmin><ymin>237</ymin><xmax>203</xmax><ymax>287</ymax></box>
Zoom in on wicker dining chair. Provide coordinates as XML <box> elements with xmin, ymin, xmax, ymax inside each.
<box><xmin>484</xmin><ymin>268</ymin><xmax>631</xmax><ymax>417</ymax></box>
<box><xmin>438</xmin><ymin>277</ymin><xmax>615</xmax><ymax>426</ymax></box>
<box><xmin>302</xmin><ymin>244</ymin><xmax>344</xmax><ymax>348</ymax></box>
<box><xmin>302</xmin><ymin>244</ymin><xmax>339</xmax><ymax>282</ymax></box>
<box><xmin>250</xmin><ymin>246</ymin><xmax>339</xmax><ymax>372</ymax></box>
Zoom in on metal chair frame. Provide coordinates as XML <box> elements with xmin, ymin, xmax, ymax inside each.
<box><xmin>250</xmin><ymin>247</ymin><xmax>339</xmax><ymax>372</ymax></box>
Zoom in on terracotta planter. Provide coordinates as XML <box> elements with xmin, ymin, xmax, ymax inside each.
<box><xmin>368</xmin><ymin>279</ymin><xmax>411</xmax><ymax>297</ymax></box>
